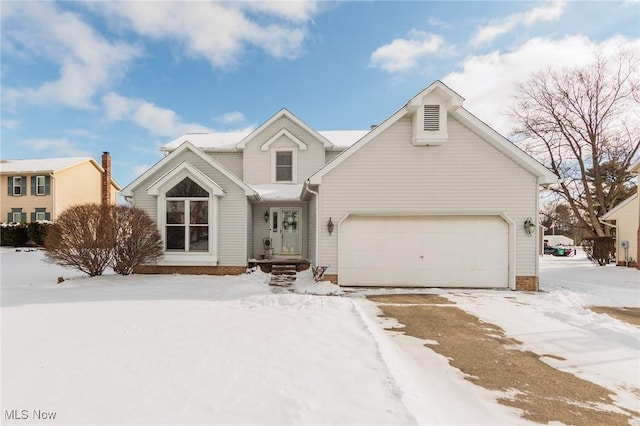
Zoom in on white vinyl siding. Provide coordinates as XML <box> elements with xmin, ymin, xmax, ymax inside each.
<box><xmin>243</xmin><ymin>116</ymin><xmax>326</xmax><ymax>185</ymax></box>
<box><xmin>131</xmin><ymin>150</ymin><xmax>248</xmax><ymax>266</ymax></box>
<box><xmin>318</xmin><ymin>115</ymin><xmax>538</xmax><ymax>279</ymax></box>
<box><xmin>325</xmin><ymin>150</ymin><xmax>345</xmax><ymax>164</ymax></box>
<box><xmin>205</xmin><ymin>152</ymin><xmax>243</xmax><ymax>179</ymax></box>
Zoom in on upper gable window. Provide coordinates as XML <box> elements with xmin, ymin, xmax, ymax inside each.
<box><xmin>166</xmin><ymin>177</ymin><xmax>208</xmax><ymax>197</ymax></box>
<box><xmin>275</xmin><ymin>151</ymin><xmax>293</xmax><ymax>182</ymax></box>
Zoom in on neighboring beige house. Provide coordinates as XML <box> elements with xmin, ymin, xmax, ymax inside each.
<box><xmin>604</xmin><ymin>159</ymin><xmax>640</xmax><ymax>269</ymax></box>
<box><xmin>602</xmin><ymin>193</ymin><xmax>638</xmax><ymax>267</ymax></box>
<box><xmin>124</xmin><ymin>81</ymin><xmax>557</xmax><ymax>290</ymax></box>
<box><xmin>0</xmin><ymin>153</ymin><xmax>120</xmax><ymax>223</ymax></box>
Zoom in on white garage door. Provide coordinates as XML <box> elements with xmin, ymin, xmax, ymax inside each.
<box><xmin>338</xmin><ymin>215</ymin><xmax>509</xmax><ymax>288</ymax></box>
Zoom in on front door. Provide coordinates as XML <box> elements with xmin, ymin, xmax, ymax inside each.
<box><xmin>270</xmin><ymin>207</ymin><xmax>302</xmax><ymax>257</ymax></box>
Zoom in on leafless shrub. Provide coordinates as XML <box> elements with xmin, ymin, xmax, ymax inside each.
<box><xmin>44</xmin><ymin>204</ymin><xmax>163</xmax><ymax>277</ymax></box>
<box><xmin>582</xmin><ymin>237</ymin><xmax>615</xmax><ymax>266</ymax></box>
<box><xmin>44</xmin><ymin>204</ymin><xmax>115</xmax><ymax>276</ymax></box>
<box><xmin>111</xmin><ymin>205</ymin><xmax>163</xmax><ymax>275</ymax></box>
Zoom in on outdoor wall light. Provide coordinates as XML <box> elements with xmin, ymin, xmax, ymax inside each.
<box><xmin>524</xmin><ymin>217</ymin><xmax>536</xmax><ymax>237</ymax></box>
<box><xmin>327</xmin><ymin>217</ymin><xmax>334</xmax><ymax>236</ymax></box>
<box><xmin>264</xmin><ymin>210</ymin><xmax>269</xmax><ymax>223</ymax></box>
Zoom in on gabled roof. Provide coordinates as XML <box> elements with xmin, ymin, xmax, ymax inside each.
<box><xmin>122</xmin><ymin>141</ymin><xmax>258</xmax><ymax>199</ymax></box>
<box><xmin>307</xmin><ymin>80</ymin><xmax>558</xmax><ymax>186</ymax></box>
<box><xmin>146</xmin><ymin>161</ymin><xmax>225</xmax><ymax>197</ymax></box>
<box><xmin>0</xmin><ymin>157</ymin><xmax>99</xmax><ymax>174</ymax></box>
<box><xmin>236</xmin><ymin>108</ymin><xmax>334</xmax><ymax>150</ymax></box>
<box><xmin>0</xmin><ymin>156</ymin><xmax>122</xmax><ymax>190</ymax></box>
<box><xmin>161</xmin><ymin>131</ymin><xmax>251</xmax><ymax>153</ymax></box>
<box><xmin>261</xmin><ymin>129</ymin><xmax>307</xmax><ymax>151</ymax></box>
<box><xmin>602</xmin><ymin>193</ymin><xmax>638</xmax><ymax>220</ymax></box>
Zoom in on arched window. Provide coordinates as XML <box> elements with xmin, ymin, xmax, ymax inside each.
<box><xmin>165</xmin><ymin>178</ymin><xmax>209</xmax><ymax>252</ymax></box>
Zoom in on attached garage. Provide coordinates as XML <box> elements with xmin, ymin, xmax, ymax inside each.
<box><xmin>338</xmin><ymin>215</ymin><xmax>510</xmax><ymax>288</ymax></box>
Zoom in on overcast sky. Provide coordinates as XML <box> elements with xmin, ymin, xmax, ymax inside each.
<box><xmin>2</xmin><ymin>1</ymin><xmax>639</xmax><ymax>185</ymax></box>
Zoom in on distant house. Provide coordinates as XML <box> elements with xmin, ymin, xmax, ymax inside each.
<box><xmin>542</xmin><ymin>235</ymin><xmax>575</xmax><ymax>247</ymax></box>
<box><xmin>123</xmin><ymin>81</ymin><xmax>557</xmax><ymax>290</ymax></box>
<box><xmin>0</xmin><ymin>153</ymin><xmax>120</xmax><ymax>223</ymax></box>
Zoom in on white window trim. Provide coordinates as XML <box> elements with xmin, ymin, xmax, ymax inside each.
<box><xmin>36</xmin><ymin>175</ymin><xmax>46</xmax><ymax>196</ymax></box>
<box><xmin>154</xmin><ymin>170</ymin><xmax>222</xmax><ymax>266</ymax></box>
<box><xmin>271</xmin><ymin>149</ymin><xmax>297</xmax><ymax>183</ymax></box>
<box><xmin>260</xmin><ymin>129</ymin><xmax>308</xmax><ymax>151</ymax></box>
<box><xmin>12</xmin><ymin>177</ymin><xmax>22</xmax><ymax>196</ymax></box>
<box><xmin>12</xmin><ymin>212</ymin><xmax>22</xmax><ymax>222</ymax></box>
<box><xmin>165</xmin><ymin>197</ymin><xmax>212</xmax><ymax>253</ymax></box>
<box><xmin>35</xmin><ymin>211</ymin><xmax>46</xmax><ymax>221</ymax></box>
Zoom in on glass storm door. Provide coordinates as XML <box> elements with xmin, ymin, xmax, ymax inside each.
<box><xmin>270</xmin><ymin>207</ymin><xmax>301</xmax><ymax>256</ymax></box>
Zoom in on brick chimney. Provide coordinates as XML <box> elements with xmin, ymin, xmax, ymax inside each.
<box><xmin>101</xmin><ymin>152</ymin><xmax>112</xmax><ymax>205</ymax></box>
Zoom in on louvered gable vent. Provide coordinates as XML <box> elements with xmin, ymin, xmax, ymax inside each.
<box><xmin>423</xmin><ymin>105</ymin><xmax>440</xmax><ymax>131</ymax></box>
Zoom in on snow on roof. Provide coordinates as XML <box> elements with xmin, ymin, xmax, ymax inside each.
<box><xmin>251</xmin><ymin>184</ymin><xmax>303</xmax><ymax>201</ymax></box>
<box><xmin>319</xmin><ymin>130</ymin><xmax>369</xmax><ymax>148</ymax></box>
<box><xmin>161</xmin><ymin>130</ymin><xmax>369</xmax><ymax>152</ymax></box>
<box><xmin>0</xmin><ymin>157</ymin><xmax>95</xmax><ymax>174</ymax></box>
<box><xmin>162</xmin><ymin>131</ymin><xmax>252</xmax><ymax>152</ymax></box>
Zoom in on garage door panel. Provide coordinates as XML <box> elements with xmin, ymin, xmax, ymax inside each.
<box><xmin>338</xmin><ymin>215</ymin><xmax>508</xmax><ymax>288</ymax></box>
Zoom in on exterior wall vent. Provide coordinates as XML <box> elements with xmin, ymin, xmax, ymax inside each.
<box><xmin>423</xmin><ymin>105</ymin><xmax>440</xmax><ymax>131</ymax></box>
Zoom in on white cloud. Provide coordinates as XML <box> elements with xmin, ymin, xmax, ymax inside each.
<box><xmin>240</xmin><ymin>1</ymin><xmax>320</xmax><ymax>22</ymax></box>
<box><xmin>102</xmin><ymin>93</ymin><xmax>212</xmax><ymax>137</ymax></box>
<box><xmin>21</xmin><ymin>138</ymin><xmax>90</xmax><ymax>157</ymax></box>
<box><xmin>470</xmin><ymin>1</ymin><xmax>567</xmax><ymax>48</ymax></box>
<box><xmin>1</xmin><ymin>2</ymin><xmax>140</xmax><ymax>108</ymax></box>
<box><xmin>1</xmin><ymin>119</ymin><xmax>19</xmax><ymax>130</ymax></box>
<box><xmin>213</xmin><ymin>111</ymin><xmax>246</xmax><ymax>125</ymax></box>
<box><xmin>90</xmin><ymin>2</ymin><xmax>318</xmax><ymax>69</ymax></box>
<box><xmin>443</xmin><ymin>35</ymin><xmax>640</xmax><ymax>136</ymax></box>
<box><xmin>369</xmin><ymin>30</ymin><xmax>447</xmax><ymax>73</ymax></box>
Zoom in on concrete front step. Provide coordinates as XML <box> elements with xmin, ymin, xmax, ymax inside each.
<box><xmin>269</xmin><ymin>274</ymin><xmax>296</xmax><ymax>287</ymax></box>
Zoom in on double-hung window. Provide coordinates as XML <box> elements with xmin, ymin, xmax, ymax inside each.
<box><xmin>12</xmin><ymin>176</ymin><xmax>23</xmax><ymax>196</ymax></box>
<box><xmin>35</xmin><ymin>176</ymin><xmax>46</xmax><ymax>195</ymax></box>
<box><xmin>275</xmin><ymin>151</ymin><xmax>293</xmax><ymax>182</ymax></box>
<box><xmin>165</xmin><ymin>177</ymin><xmax>209</xmax><ymax>252</ymax></box>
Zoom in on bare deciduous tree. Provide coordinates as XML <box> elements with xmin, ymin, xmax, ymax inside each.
<box><xmin>511</xmin><ymin>49</ymin><xmax>639</xmax><ymax>237</ymax></box>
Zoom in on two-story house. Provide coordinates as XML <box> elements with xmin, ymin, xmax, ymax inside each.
<box><xmin>1</xmin><ymin>153</ymin><xmax>120</xmax><ymax>223</ymax></box>
<box><xmin>123</xmin><ymin>81</ymin><xmax>557</xmax><ymax>290</ymax></box>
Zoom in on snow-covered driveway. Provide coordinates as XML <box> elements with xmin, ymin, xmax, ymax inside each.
<box><xmin>1</xmin><ymin>248</ymin><xmax>638</xmax><ymax>425</ymax></box>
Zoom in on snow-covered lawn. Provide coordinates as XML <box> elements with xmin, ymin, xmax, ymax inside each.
<box><xmin>1</xmin><ymin>248</ymin><xmax>638</xmax><ymax>425</ymax></box>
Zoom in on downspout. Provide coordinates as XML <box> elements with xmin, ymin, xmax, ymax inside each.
<box><xmin>304</xmin><ymin>179</ymin><xmax>320</xmax><ymax>267</ymax></box>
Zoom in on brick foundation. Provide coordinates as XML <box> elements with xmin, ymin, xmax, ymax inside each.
<box><xmin>323</xmin><ymin>274</ymin><xmax>338</xmax><ymax>285</ymax></box>
<box><xmin>133</xmin><ymin>265</ymin><xmax>247</xmax><ymax>275</ymax></box>
<box><xmin>515</xmin><ymin>276</ymin><xmax>539</xmax><ymax>292</ymax></box>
